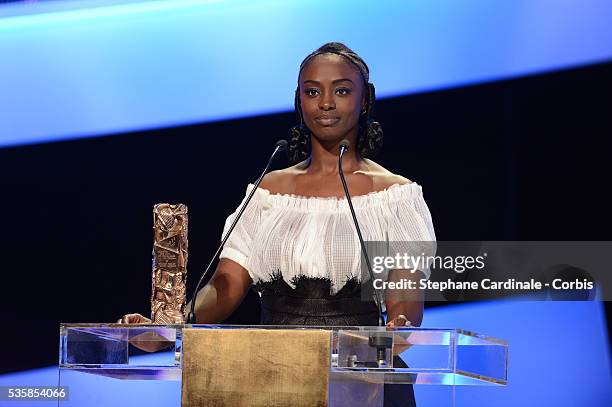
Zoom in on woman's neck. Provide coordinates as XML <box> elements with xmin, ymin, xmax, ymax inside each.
<box><xmin>307</xmin><ymin>138</ymin><xmax>362</xmax><ymax>175</ymax></box>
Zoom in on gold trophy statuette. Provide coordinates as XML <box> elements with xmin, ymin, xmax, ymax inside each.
<box><xmin>151</xmin><ymin>203</ymin><xmax>188</xmax><ymax>324</ymax></box>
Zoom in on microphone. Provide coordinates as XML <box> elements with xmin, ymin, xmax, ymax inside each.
<box><xmin>185</xmin><ymin>139</ymin><xmax>288</xmax><ymax>324</ymax></box>
<box><xmin>338</xmin><ymin>139</ymin><xmax>392</xmax><ymax>367</ymax></box>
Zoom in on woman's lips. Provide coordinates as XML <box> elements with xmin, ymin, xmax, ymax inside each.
<box><xmin>315</xmin><ymin>116</ymin><xmax>340</xmax><ymax>126</ymax></box>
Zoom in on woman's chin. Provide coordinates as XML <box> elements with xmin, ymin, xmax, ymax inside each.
<box><xmin>312</xmin><ymin>129</ymin><xmax>349</xmax><ymax>144</ymax></box>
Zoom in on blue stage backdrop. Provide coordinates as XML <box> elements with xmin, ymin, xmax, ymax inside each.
<box><xmin>0</xmin><ymin>2</ymin><xmax>610</xmax><ymax>405</ymax></box>
<box><xmin>1</xmin><ymin>0</ymin><xmax>612</xmax><ymax>147</ymax></box>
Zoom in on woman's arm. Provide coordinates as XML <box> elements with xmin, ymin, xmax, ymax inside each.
<box><xmin>190</xmin><ymin>258</ymin><xmax>253</xmax><ymax>323</ymax></box>
<box><xmin>384</xmin><ymin>269</ymin><xmax>424</xmax><ymax>327</ymax></box>
<box><xmin>119</xmin><ymin>259</ymin><xmax>252</xmax><ymax>324</ymax></box>
<box><xmin>118</xmin><ymin>259</ymin><xmax>251</xmax><ymax>352</ymax></box>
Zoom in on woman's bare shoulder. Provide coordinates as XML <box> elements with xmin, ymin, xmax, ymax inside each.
<box><xmin>361</xmin><ymin>159</ymin><xmax>413</xmax><ymax>190</ymax></box>
<box><xmin>259</xmin><ymin>161</ymin><xmax>307</xmax><ymax>194</ymax></box>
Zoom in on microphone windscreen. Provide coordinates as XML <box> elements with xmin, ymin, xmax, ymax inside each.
<box><xmin>275</xmin><ymin>139</ymin><xmax>289</xmax><ymax>151</ymax></box>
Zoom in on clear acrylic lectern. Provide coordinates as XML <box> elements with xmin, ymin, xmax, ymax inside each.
<box><xmin>58</xmin><ymin>324</ymin><xmax>507</xmax><ymax>406</ymax></box>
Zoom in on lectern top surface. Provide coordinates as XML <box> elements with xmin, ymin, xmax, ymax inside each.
<box><xmin>59</xmin><ymin>323</ymin><xmax>507</xmax><ymax>345</ymax></box>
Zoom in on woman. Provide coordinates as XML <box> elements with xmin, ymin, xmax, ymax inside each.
<box><xmin>121</xmin><ymin>42</ymin><xmax>436</xmax><ymax>406</ymax></box>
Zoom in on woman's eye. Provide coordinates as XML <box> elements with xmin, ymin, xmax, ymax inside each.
<box><xmin>336</xmin><ymin>88</ymin><xmax>352</xmax><ymax>95</ymax></box>
<box><xmin>305</xmin><ymin>88</ymin><xmax>319</xmax><ymax>97</ymax></box>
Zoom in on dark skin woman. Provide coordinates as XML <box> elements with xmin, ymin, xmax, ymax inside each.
<box><xmin>121</xmin><ymin>42</ymin><xmax>425</xmax><ymax>407</ymax></box>
<box><xmin>120</xmin><ymin>48</ymin><xmax>424</xmax><ymax>328</ymax></box>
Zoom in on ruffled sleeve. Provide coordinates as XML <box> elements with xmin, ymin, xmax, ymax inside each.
<box><xmin>385</xmin><ymin>184</ymin><xmax>437</xmax><ymax>279</ymax></box>
<box><xmin>218</xmin><ymin>185</ymin><xmax>270</xmax><ymax>280</ymax></box>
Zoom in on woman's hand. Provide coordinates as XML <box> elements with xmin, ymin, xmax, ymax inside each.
<box><xmin>386</xmin><ymin>314</ymin><xmax>411</xmax><ymax>328</ymax></box>
<box><xmin>116</xmin><ymin>313</ymin><xmax>174</xmax><ymax>353</ymax></box>
<box><xmin>117</xmin><ymin>313</ymin><xmax>152</xmax><ymax>324</ymax></box>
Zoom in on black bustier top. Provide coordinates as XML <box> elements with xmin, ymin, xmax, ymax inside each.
<box><xmin>255</xmin><ymin>273</ymin><xmax>378</xmax><ymax>326</ymax></box>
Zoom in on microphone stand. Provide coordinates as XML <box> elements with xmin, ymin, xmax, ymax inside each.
<box><xmin>338</xmin><ymin>140</ymin><xmax>392</xmax><ymax>367</ymax></box>
<box><xmin>185</xmin><ymin>140</ymin><xmax>288</xmax><ymax>324</ymax></box>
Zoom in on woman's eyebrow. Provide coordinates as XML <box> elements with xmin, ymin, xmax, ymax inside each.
<box><xmin>302</xmin><ymin>78</ymin><xmax>355</xmax><ymax>85</ymax></box>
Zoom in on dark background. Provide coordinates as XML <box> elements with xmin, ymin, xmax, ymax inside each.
<box><xmin>0</xmin><ymin>61</ymin><xmax>610</xmax><ymax>374</ymax></box>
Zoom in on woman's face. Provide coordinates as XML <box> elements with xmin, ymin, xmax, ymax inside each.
<box><xmin>298</xmin><ymin>53</ymin><xmax>366</xmax><ymax>145</ymax></box>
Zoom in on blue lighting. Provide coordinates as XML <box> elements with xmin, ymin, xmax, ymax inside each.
<box><xmin>1</xmin><ymin>0</ymin><xmax>611</xmax><ymax>146</ymax></box>
<box><xmin>0</xmin><ymin>0</ymin><xmax>227</xmax><ymax>26</ymax></box>
<box><xmin>418</xmin><ymin>301</ymin><xmax>611</xmax><ymax>406</ymax></box>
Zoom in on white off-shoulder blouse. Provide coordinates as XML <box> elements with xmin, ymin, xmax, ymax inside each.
<box><xmin>219</xmin><ymin>182</ymin><xmax>436</xmax><ymax>295</ymax></box>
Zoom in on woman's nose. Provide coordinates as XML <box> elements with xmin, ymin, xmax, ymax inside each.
<box><xmin>319</xmin><ymin>92</ymin><xmax>335</xmax><ymax>110</ymax></box>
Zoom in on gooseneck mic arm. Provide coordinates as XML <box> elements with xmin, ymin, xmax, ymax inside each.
<box><xmin>186</xmin><ymin>140</ymin><xmax>288</xmax><ymax>324</ymax></box>
<box><xmin>338</xmin><ymin>140</ymin><xmax>385</xmax><ymax>327</ymax></box>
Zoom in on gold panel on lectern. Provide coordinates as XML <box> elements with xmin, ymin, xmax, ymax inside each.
<box><xmin>181</xmin><ymin>328</ymin><xmax>330</xmax><ymax>407</ymax></box>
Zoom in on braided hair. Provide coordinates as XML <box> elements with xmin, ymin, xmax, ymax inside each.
<box><xmin>288</xmin><ymin>42</ymin><xmax>383</xmax><ymax>163</ymax></box>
